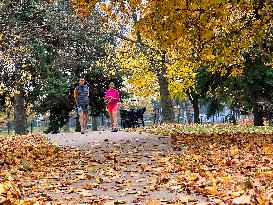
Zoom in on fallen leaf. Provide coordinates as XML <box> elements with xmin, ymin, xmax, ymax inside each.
<box><xmin>232</xmin><ymin>195</ymin><xmax>251</xmax><ymax>204</ymax></box>
<box><xmin>96</xmin><ymin>177</ymin><xmax>103</xmax><ymax>184</ymax></box>
<box><xmin>114</xmin><ymin>200</ymin><xmax>127</xmax><ymax>204</ymax></box>
<box><xmin>145</xmin><ymin>199</ymin><xmax>160</xmax><ymax>205</ymax></box>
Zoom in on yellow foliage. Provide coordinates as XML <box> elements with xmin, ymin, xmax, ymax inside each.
<box><xmin>71</xmin><ymin>0</ymin><xmax>97</xmax><ymax>20</ymax></box>
<box><xmin>202</xmin><ymin>185</ymin><xmax>218</xmax><ymax>195</ymax></box>
<box><xmin>167</xmin><ymin>56</ymin><xmax>196</xmax><ymax>100</ymax></box>
<box><xmin>117</xmin><ymin>41</ymin><xmax>196</xmax><ymax>100</ymax></box>
<box><xmin>69</xmin><ymin>0</ymin><xmax>272</xmax><ymax>101</ymax></box>
<box><xmin>68</xmin><ymin>0</ymin><xmax>272</xmax><ymax>74</ymax></box>
<box><xmin>117</xmin><ymin>42</ymin><xmax>159</xmax><ymax>98</ymax></box>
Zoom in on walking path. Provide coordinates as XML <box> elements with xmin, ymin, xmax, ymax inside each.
<box><xmin>45</xmin><ymin>130</ymin><xmax>206</xmax><ymax>204</ymax></box>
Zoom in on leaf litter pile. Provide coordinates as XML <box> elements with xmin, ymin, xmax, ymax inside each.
<box><xmin>138</xmin><ymin>124</ymin><xmax>273</xmax><ymax>204</ymax></box>
<box><xmin>1</xmin><ymin>132</ymin><xmax>199</xmax><ymax>205</ymax></box>
<box><xmin>1</xmin><ymin>124</ymin><xmax>273</xmax><ymax>204</ymax></box>
<box><xmin>0</xmin><ymin>134</ymin><xmax>101</xmax><ymax>204</ymax></box>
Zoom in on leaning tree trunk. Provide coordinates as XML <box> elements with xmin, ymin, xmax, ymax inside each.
<box><xmin>14</xmin><ymin>89</ymin><xmax>28</xmax><ymax>135</ymax></box>
<box><xmin>187</xmin><ymin>90</ymin><xmax>200</xmax><ymax>124</ymax></box>
<box><xmin>253</xmin><ymin>104</ymin><xmax>264</xmax><ymax>126</ymax></box>
<box><xmin>155</xmin><ymin>60</ymin><xmax>175</xmax><ymax>122</ymax></box>
<box><xmin>269</xmin><ymin>118</ymin><xmax>273</xmax><ymax>126</ymax></box>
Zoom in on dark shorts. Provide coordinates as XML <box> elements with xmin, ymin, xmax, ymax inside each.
<box><xmin>77</xmin><ymin>105</ymin><xmax>88</xmax><ymax>113</ymax></box>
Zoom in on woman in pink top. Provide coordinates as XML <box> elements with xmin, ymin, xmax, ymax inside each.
<box><xmin>104</xmin><ymin>82</ymin><xmax>120</xmax><ymax>132</ymax></box>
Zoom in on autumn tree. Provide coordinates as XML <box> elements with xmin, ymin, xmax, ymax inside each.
<box><xmin>115</xmin><ymin>13</ymin><xmax>175</xmax><ymax>122</ymax></box>
<box><xmin>117</xmin><ymin>42</ymin><xmax>159</xmax><ymax>97</ymax></box>
<box><xmin>0</xmin><ymin>0</ymin><xmax>126</xmax><ymax>134</ymax></box>
<box><xmin>0</xmin><ymin>1</ymin><xmax>55</xmax><ymax>134</ymax></box>
<box><xmin>118</xmin><ymin>39</ymin><xmax>201</xmax><ymax>123</ymax></box>
<box><xmin>196</xmin><ymin>28</ymin><xmax>273</xmax><ymax>126</ymax></box>
<box><xmin>32</xmin><ymin>2</ymin><xmax>126</xmax><ymax>132</ymax></box>
<box><xmin>70</xmin><ymin>1</ymin><xmax>272</xmax><ymax>122</ymax></box>
<box><xmin>69</xmin><ymin>1</ymin><xmax>176</xmax><ymax>122</ymax></box>
<box><xmin>167</xmin><ymin>57</ymin><xmax>201</xmax><ymax>123</ymax></box>
<box><xmin>71</xmin><ymin>0</ymin><xmax>272</xmax><ymax>68</ymax></box>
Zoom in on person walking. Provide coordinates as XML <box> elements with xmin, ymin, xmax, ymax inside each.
<box><xmin>74</xmin><ymin>76</ymin><xmax>89</xmax><ymax>134</ymax></box>
<box><xmin>104</xmin><ymin>82</ymin><xmax>120</xmax><ymax>132</ymax></box>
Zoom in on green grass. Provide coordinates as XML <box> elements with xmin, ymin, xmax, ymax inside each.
<box><xmin>179</xmin><ymin>124</ymin><xmax>273</xmax><ymax>132</ymax></box>
<box><xmin>143</xmin><ymin>123</ymin><xmax>273</xmax><ymax>135</ymax></box>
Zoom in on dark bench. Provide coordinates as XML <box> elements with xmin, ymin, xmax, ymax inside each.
<box><xmin>120</xmin><ymin>108</ymin><xmax>146</xmax><ymax>128</ymax></box>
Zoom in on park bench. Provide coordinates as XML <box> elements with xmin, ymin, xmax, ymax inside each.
<box><xmin>120</xmin><ymin>108</ymin><xmax>146</xmax><ymax>128</ymax></box>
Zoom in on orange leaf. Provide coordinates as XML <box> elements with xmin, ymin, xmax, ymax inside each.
<box><xmin>145</xmin><ymin>199</ymin><xmax>160</xmax><ymax>205</ymax></box>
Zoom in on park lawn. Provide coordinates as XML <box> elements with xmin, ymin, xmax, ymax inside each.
<box><xmin>139</xmin><ymin>124</ymin><xmax>273</xmax><ymax>204</ymax></box>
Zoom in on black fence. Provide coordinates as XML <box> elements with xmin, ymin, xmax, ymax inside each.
<box><xmin>0</xmin><ymin>108</ymin><xmax>245</xmax><ymax>135</ymax></box>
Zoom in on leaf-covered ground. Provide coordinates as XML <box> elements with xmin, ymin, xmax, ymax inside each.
<box><xmin>1</xmin><ymin>124</ymin><xmax>273</xmax><ymax>204</ymax></box>
<box><xmin>1</xmin><ymin>132</ymin><xmax>204</xmax><ymax>204</ymax></box>
<box><xmin>0</xmin><ymin>134</ymin><xmax>97</xmax><ymax>204</ymax></box>
<box><xmin>139</xmin><ymin>124</ymin><xmax>273</xmax><ymax>204</ymax></box>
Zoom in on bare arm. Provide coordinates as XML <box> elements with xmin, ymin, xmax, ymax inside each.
<box><xmin>74</xmin><ymin>88</ymin><xmax>78</xmax><ymax>104</ymax></box>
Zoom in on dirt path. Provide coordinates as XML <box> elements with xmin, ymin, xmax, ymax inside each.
<box><xmin>43</xmin><ymin>130</ymin><xmax>206</xmax><ymax>204</ymax></box>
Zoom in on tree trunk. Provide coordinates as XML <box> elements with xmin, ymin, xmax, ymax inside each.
<box><xmin>155</xmin><ymin>56</ymin><xmax>175</xmax><ymax>122</ymax></box>
<box><xmin>187</xmin><ymin>91</ymin><xmax>200</xmax><ymax>124</ymax></box>
<box><xmin>131</xmin><ymin>11</ymin><xmax>174</xmax><ymax>123</ymax></box>
<box><xmin>269</xmin><ymin>118</ymin><xmax>273</xmax><ymax>126</ymax></box>
<box><xmin>253</xmin><ymin>104</ymin><xmax>264</xmax><ymax>126</ymax></box>
<box><xmin>185</xmin><ymin>102</ymin><xmax>192</xmax><ymax>124</ymax></box>
<box><xmin>192</xmin><ymin>94</ymin><xmax>200</xmax><ymax>124</ymax></box>
<box><xmin>156</xmin><ymin>71</ymin><xmax>175</xmax><ymax>122</ymax></box>
<box><xmin>63</xmin><ymin>122</ymin><xmax>69</xmax><ymax>132</ymax></box>
<box><xmin>14</xmin><ymin>90</ymin><xmax>28</xmax><ymax>135</ymax></box>
<box><xmin>92</xmin><ymin>116</ymin><xmax>97</xmax><ymax>131</ymax></box>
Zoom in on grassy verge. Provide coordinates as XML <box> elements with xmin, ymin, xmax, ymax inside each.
<box><xmin>141</xmin><ymin>123</ymin><xmax>273</xmax><ymax>135</ymax></box>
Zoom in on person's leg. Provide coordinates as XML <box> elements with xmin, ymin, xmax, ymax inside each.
<box><xmin>112</xmin><ymin>110</ymin><xmax>117</xmax><ymax>128</ymax></box>
<box><xmin>112</xmin><ymin>104</ymin><xmax>118</xmax><ymax>130</ymax></box>
<box><xmin>108</xmin><ymin>104</ymin><xmax>114</xmax><ymax>129</ymax></box>
<box><xmin>83</xmin><ymin>111</ymin><xmax>88</xmax><ymax>130</ymax></box>
<box><xmin>78</xmin><ymin>107</ymin><xmax>84</xmax><ymax>132</ymax></box>
<box><xmin>109</xmin><ymin>112</ymin><xmax>113</xmax><ymax>128</ymax></box>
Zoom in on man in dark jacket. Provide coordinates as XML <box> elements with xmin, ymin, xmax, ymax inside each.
<box><xmin>74</xmin><ymin>76</ymin><xmax>89</xmax><ymax>134</ymax></box>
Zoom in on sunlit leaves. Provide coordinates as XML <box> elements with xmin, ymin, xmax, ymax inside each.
<box><xmin>117</xmin><ymin>42</ymin><xmax>159</xmax><ymax>98</ymax></box>
<box><xmin>0</xmin><ymin>180</ymin><xmax>24</xmax><ymax>204</ymax></box>
<box><xmin>167</xmin><ymin>59</ymin><xmax>196</xmax><ymax>100</ymax></box>
<box><xmin>71</xmin><ymin>0</ymin><xmax>96</xmax><ymax>20</ymax></box>
<box><xmin>70</xmin><ymin>0</ymin><xmax>272</xmax><ymax>75</ymax></box>
<box><xmin>145</xmin><ymin>198</ymin><xmax>160</xmax><ymax>205</ymax></box>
